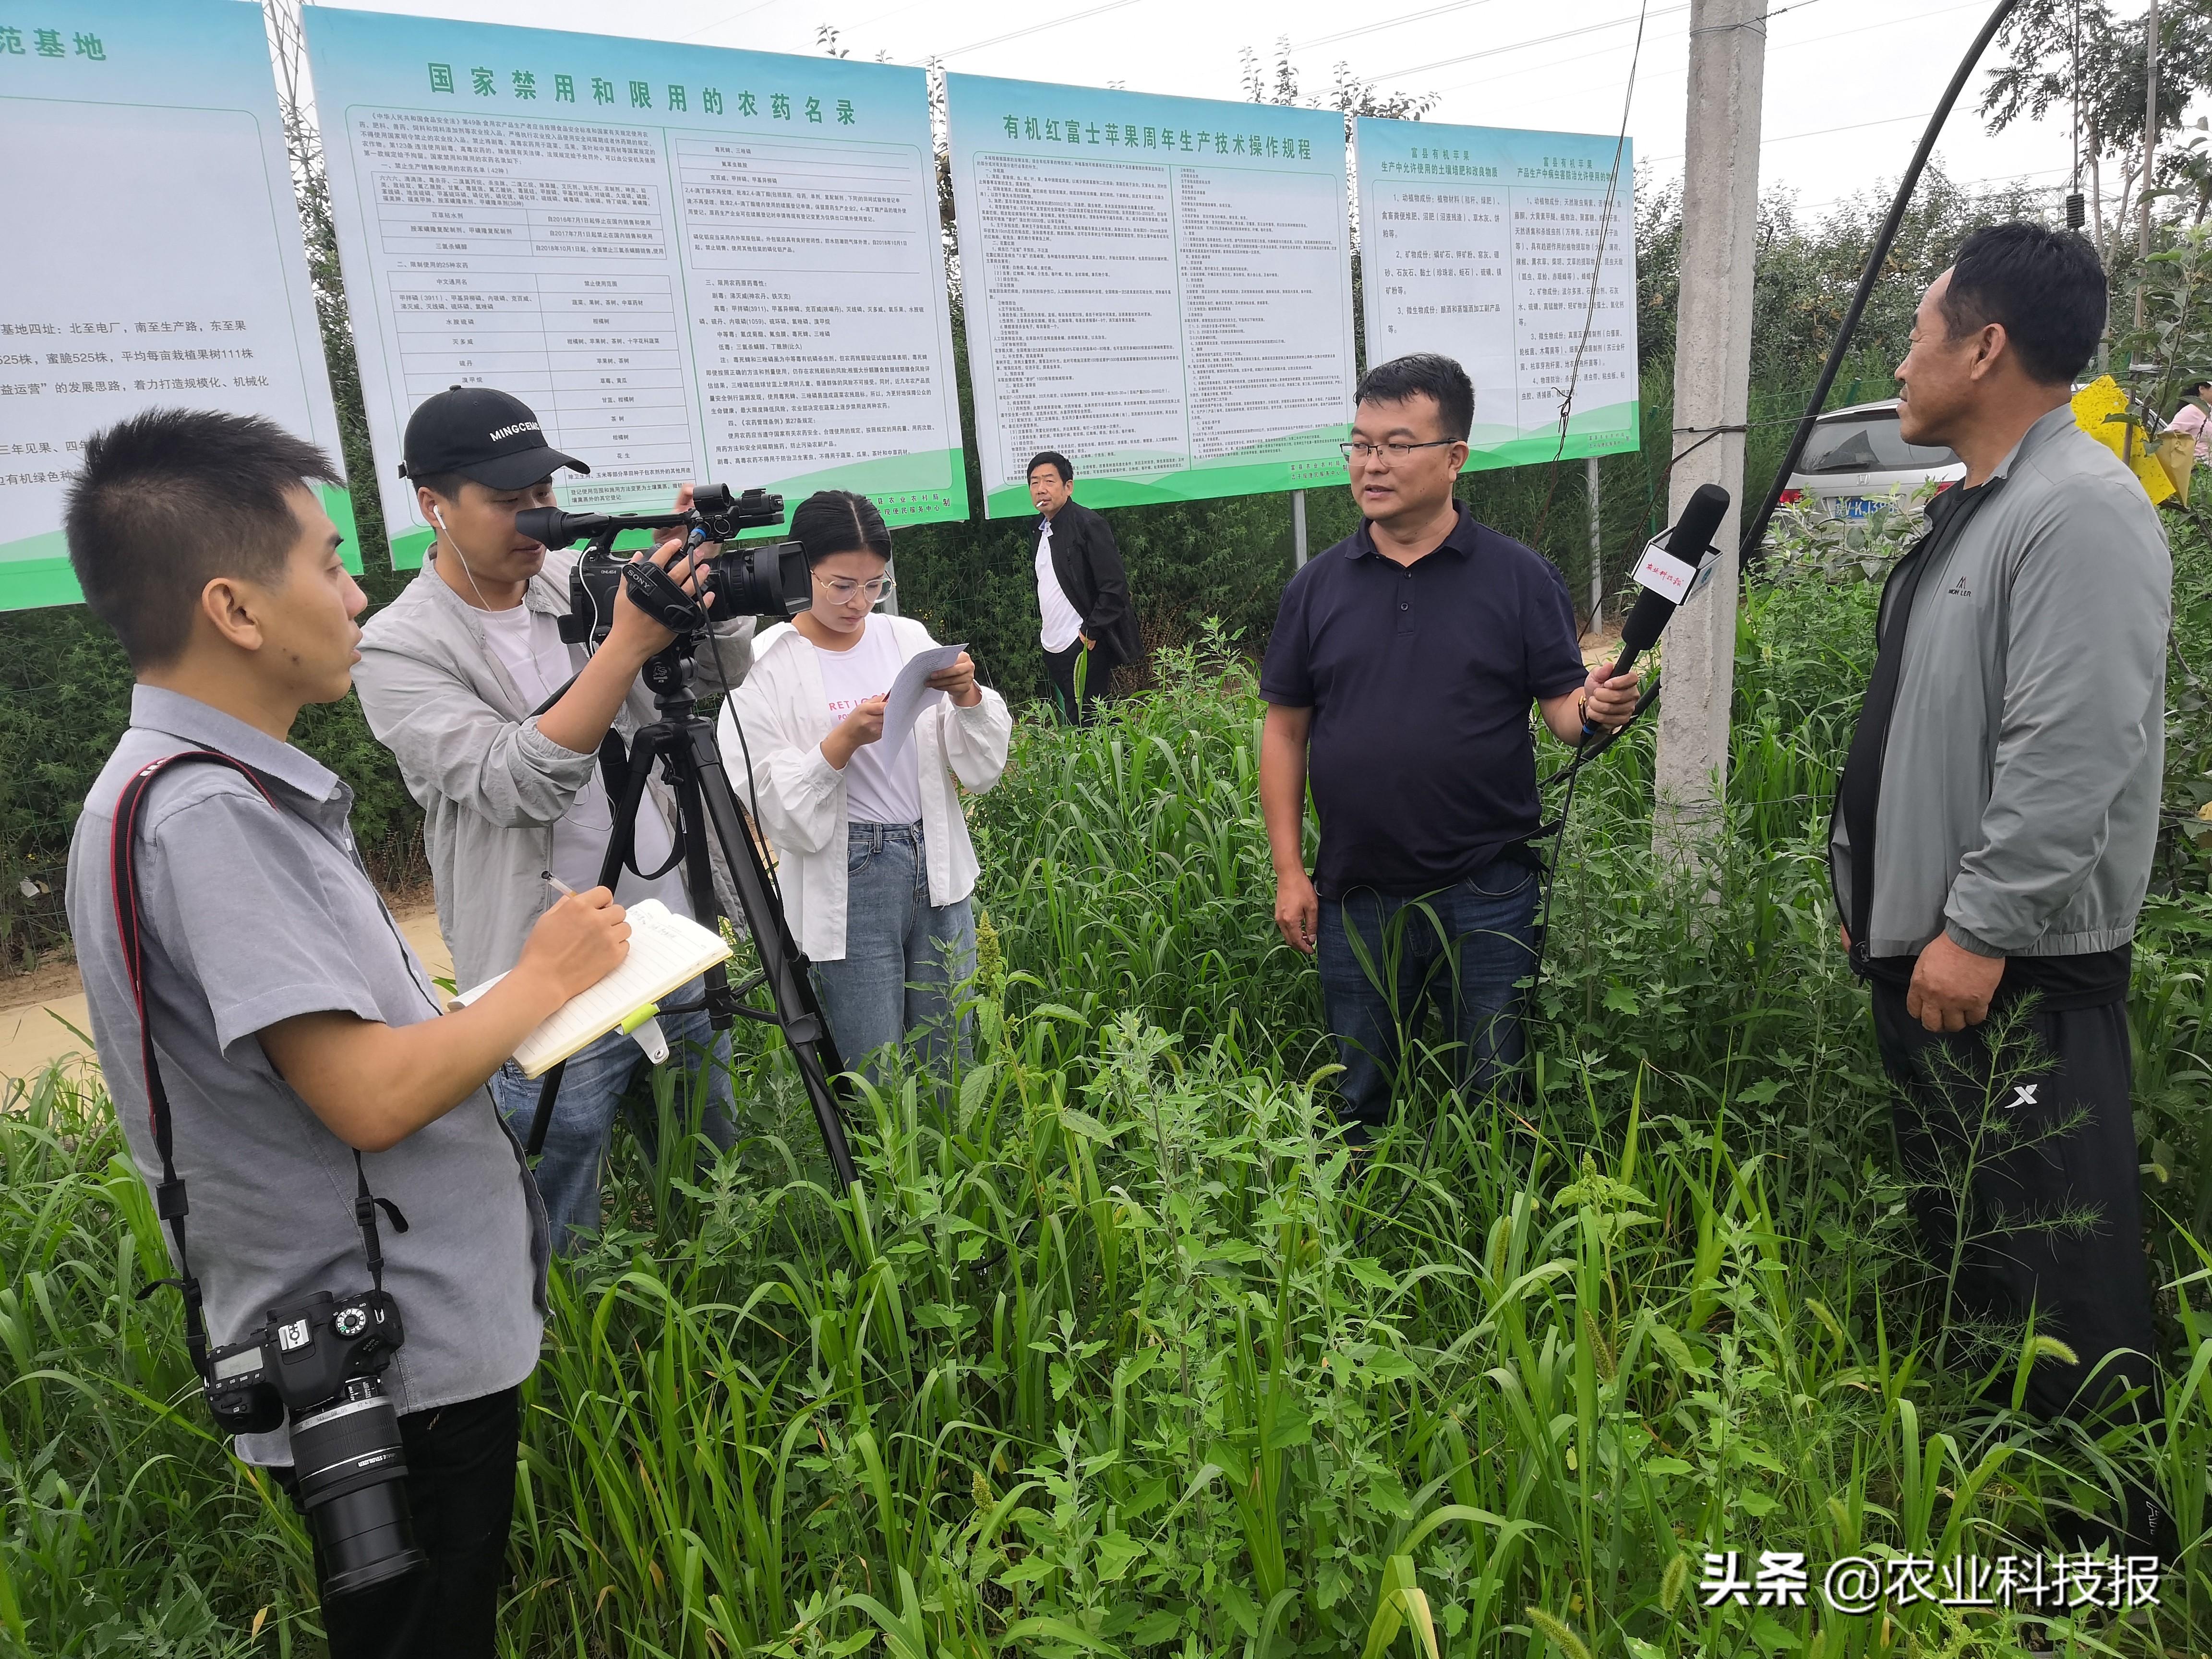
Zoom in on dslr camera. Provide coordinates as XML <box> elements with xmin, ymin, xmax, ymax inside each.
<box><xmin>513</xmin><ymin>484</ymin><xmax>812</xmax><ymax>649</ymax></box>
<box><xmin>205</xmin><ymin>1288</ymin><xmax>424</xmax><ymax>1597</ymax></box>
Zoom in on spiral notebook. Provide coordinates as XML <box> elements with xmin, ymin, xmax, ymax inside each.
<box><xmin>445</xmin><ymin>899</ymin><xmax>733</xmax><ymax>1078</ymax></box>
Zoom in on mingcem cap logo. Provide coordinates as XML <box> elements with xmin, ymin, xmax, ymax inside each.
<box><xmin>398</xmin><ymin>385</ymin><xmax>589</xmax><ymax>489</ymax></box>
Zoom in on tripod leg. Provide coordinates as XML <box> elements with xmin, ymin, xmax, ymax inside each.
<box><xmin>526</xmin><ymin>728</ymin><xmax>661</xmax><ymax>1162</ymax></box>
<box><xmin>661</xmin><ymin>744</ymin><xmax>738</xmax><ymax>1027</ymax></box>
<box><xmin>679</xmin><ymin>721</ymin><xmax>859</xmax><ymax>1191</ymax></box>
<box><xmin>524</xmin><ymin>1059</ymin><xmax>565</xmax><ymax>1157</ymax></box>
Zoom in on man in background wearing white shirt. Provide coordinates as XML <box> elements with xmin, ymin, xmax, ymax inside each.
<box><xmin>1026</xmin><ymin>451</ymin><xmax>1141</xmax><ymax>724</ymax></box>
<box><xmin>355</xmin><ymin>387</ymin><xmax>748</xmax><ymax>1252</ymax></box>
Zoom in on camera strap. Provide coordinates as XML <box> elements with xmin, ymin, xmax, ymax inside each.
<box><xmin>621</xmin><ymin>555</ymin><xmax>709</xmax><ymax>633</ymax></box>
<box><xmin>109</xmin><ymin>750</ymin><xmax>406</xmax><ymax>1376</ymax></box>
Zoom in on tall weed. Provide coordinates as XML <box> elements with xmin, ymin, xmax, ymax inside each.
<box><xmin>2</xmin><ymin>586</ymin><xmax>2209</xmax><ymax>1656</ymax></box>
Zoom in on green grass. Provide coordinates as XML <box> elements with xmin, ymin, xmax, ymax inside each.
<box><xmin>4</xmin><ymin>542</ymin><xmax>2212</xmax><ymax>1657</ymax></box>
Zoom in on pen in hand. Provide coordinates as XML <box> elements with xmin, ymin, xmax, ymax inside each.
<box><xmin>543</xmin><ymin>870</ymin><xmax>576</xmax><ymax>898</ymax></box>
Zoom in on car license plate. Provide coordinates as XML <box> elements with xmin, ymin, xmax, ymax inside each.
<box><xmin>1838</xmin><ymin>495</ymin><xmax>1887</xmax><ymax>518</ymax></box>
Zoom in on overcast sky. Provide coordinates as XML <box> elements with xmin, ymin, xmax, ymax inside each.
<box><xmin>304</xmin><ymin>0</ymin><xmax>2134</xmax><ymax>220</ymax></box>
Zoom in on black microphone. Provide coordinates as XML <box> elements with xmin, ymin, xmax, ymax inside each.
<box><xmin>1604</xmin><ymin>482</ymin><xmax>1731</xmax><ymax>684</ymax></box>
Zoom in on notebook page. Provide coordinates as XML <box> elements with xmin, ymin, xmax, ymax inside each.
<box><xmin>509</xmin><ymin>901</ymin><xmax>732</xmax><ymax>1077</ymax></box>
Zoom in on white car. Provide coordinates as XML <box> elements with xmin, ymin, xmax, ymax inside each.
<box><xmin>1779</xmin><ymin>398</ymin><xmax>1964</xmax><ymax>518</ymax></box>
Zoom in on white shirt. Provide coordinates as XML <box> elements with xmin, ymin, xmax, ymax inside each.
<box><xmin>476</xmin><ymin>603</ymin><xmax>690</xmax><ymax>915</ymax></box>
<box><xmin>1035</xmin><ymin>518</ymin><xmax>1085</xmax><ymax>652</ymax></box>
<box><xmin>718</xmin><ymin>616</ymin><xmax>1014</xmax><ymax>962</ymax></box>
<box><xmin>808</xmin><ymin>616</ymin><xmax>924</xmax><ymax>827</ymax></box>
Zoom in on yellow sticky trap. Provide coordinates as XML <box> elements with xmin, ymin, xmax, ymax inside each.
<box><xmin>619</xmin><ymin>1003</ymin><xmax>661</xmax><ymax>1035</ymax></box>
<box><xmin>2073</xmin><ymin>375</ymin><xmax>2176</xmax><ymax>504</ymax></box>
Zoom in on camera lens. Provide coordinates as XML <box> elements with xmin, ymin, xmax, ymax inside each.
<box><xmin>289</xmin><ymin>1379</ymin><xmax>428</xmax><ymax>1599</ymax></box>
<box><xmin>704</xmin><ymin>542</ymin><xmax>812</xmax><ymax>619</ymax></box>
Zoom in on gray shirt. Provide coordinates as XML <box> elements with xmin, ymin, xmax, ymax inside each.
<box><xmin>66</xmin><ymin>687</ymin><xmax>547</xmax><ymax>1464</ymax></box>
<box><xmin>1828</xmin><ymin>404</ymin><xmax>2171</xmax><ymax>959</ymax></box>
<box><xmin>353</xmin><ymin>549</ymin><xmax>754</xmax><ymax>993</ymax></box>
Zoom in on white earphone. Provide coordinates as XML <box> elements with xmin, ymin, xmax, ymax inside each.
<box><xmin>426</xmin><ymin>498</ymin><xmax>493</xmax><ymax>608</ymax></box>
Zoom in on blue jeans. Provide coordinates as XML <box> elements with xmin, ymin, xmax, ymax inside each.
<box><xmin>1315</xmin><ymin>858</ymin><xmax>1540</xmax><ymax>1133</ymax></box>
<box><xmin>813</xmin><ymin>821</ymin><xmax>975</xmax><ymax>1081</ymax></box>
<box><xmin>492</xmin><ymin>978</ymin><xmax>735</xmax><ymax>1254</ymax></box>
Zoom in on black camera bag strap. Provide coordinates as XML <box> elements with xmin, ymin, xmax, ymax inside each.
<box><xmin>109</xmin><ymin>750</ymin><xmax>405</xmax><ymax>1383</ymax></box>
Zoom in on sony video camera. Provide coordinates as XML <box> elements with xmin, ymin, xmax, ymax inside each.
<box><xmin>514</xmin><ymin>484</ymin><xmax>811</xmax><ymax>649</ymax></box>
<box><xmin>204</xmin><ymin>1288</ymin><xmax>425</xmax><ymax>1598</ymax></box>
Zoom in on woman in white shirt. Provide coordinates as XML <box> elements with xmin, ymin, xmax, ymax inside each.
<box><xmin>718</xmin><ymin>491</ymin><xmax>1013</xmax><ymax>1076</ymax></box>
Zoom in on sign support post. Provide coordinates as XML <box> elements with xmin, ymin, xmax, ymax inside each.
<box><xmin>1586</xmin><ymin>456</ymin><xmax>1602</xmax><ymax>626</ymax></box>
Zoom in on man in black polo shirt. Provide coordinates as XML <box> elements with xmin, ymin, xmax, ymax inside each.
<box><xmin>1259</xmin><ymin>354</ymin><xmax>1636</xmax><ymax>1140</ymax></box>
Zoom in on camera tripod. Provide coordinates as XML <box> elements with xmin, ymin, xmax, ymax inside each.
<box><xmin>522</xmin><ymin>642</ymin><xmax>859</xmax><ymax>1190</ymax></box>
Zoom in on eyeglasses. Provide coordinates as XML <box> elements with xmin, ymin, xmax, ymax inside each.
<box><xmin>814</xmin><ymin>574</ymin><xmax>895</xmax><ymax>601</ymax></box>
<box><xmin>1341</xmin><ymin>438</ymin><xmax>1458</xmax><ymax>463</ymax></box>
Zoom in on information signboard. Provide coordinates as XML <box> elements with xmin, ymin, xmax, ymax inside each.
<box><xmin>0</xmin><ymin>0</ymin><xmax>349</xmax><ymax>609</ymax></box>
<box><xmin>945</xmin><ymin>73</ymin><xmax>1356</xmax><ymax>518</ymax></box>
<box><xmin>1353</xmin><ymin>118</ymin><xmax>1638</xmax><ymax>469</ymax></box>
<box><xmin>305</xmin><ymin>9</ymin><xmax>966</xmax><ymax>565</ymax></box>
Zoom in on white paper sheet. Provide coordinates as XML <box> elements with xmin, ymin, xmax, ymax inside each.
<box><xmin>880</xmin><ymin>643</ymin><xmax>967</xmax><ymax>753</ymax></box>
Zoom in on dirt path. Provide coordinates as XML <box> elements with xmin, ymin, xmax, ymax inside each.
<box><xmin>1</xmin><ymin>904</ymin><xmax>454</xmax><ymax>1086</ymax></box>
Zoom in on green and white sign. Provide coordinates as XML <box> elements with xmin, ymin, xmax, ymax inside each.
<box><xmin>0</xmin><ymin>0</ymin><xmax>349</xmax><ymax>610</ymax></box>
<box><xmin>304</xmin><ymin>9</ymin><xmax>966</xmax><ymax>566</ymax></box>
<box><xmin>945</xmin><ymin>73</ymin><xmax>1356</xmax><ymax>519</ymax></box>
<box><xmin>1353</xmin><ymin>117</ymin><xmax>1638</xmax><ymax>469</ymax></box>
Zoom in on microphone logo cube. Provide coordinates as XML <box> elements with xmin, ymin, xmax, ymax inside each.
<box><xmin>1633</xmin><ymin>540</ymin><xmax>1699</xmax><ymax>601</ymax></box>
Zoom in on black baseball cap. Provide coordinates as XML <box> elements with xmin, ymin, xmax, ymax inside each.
<box><xmin>398</xmin><ymin>385</ymin><xmax>589</xmax><ymax>490</ymax></box>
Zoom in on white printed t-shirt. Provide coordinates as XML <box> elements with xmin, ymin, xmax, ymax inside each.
<box><xmin>477</xmin><ymin>603</ymin><xmax>690</xmax><ymax>914</ymax></box>
<box><xmin>810</xmin><ymin>615</ymin><xmax>924</xmax><ymax>827</ymax></box>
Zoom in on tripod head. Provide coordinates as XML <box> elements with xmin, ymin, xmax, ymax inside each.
<box><xmin>640</xmin><ymin>641</ymin><xmax>703</xmax><ymax>719</ymax></box>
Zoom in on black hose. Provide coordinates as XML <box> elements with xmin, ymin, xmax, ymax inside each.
<box><xmin>1736</xmin><ymin>0</ymin><xmax>2023</xmax><ymax>569</ymax></box>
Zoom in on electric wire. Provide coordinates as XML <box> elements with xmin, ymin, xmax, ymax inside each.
<box><xmin>1524</xmin><ymin>0</ymin><xmax>1652</xmax><ymax>578</ymax></box>
<box><xmin>1288</xmin><ymin>0</ymin><xmax>1505</xmax><ymax>55</ymax></box>
<box><xmin>937</xmin><ymin>0</ymin><xmax>1146</xmax><ymax>60</ymax></box>
<box><xmin>1737</xmin><ymin>0</ymin><xmax>2024</xmax><ymax>565</ymax></box>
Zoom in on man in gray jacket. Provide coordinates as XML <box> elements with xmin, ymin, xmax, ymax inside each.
<box><xmin>355</xmin><ymin>387</ymin><xmax>754</xmax><ymax>1251</ymax></box>
<box><xmin>1830</xmin><ymin>225</ymin><xmax>2172</xmax><ymax>1548</ymax></box>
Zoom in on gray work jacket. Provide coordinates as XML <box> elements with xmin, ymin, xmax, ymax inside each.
<box><xmin>354</xmin><ymin>550</ymin><xmax>755</xmax><ymax>992</ymax></box>
<box><xmin>1828</xmin><ymin>404</ymin><xmax>2171</xmax><ymax>961</ymax></box>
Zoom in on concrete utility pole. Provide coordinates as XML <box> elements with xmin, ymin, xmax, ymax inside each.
<box><xmin>1653</xmin><ymin>0</ymin><xmax>1767</xmax><ymax>863</ymax></box>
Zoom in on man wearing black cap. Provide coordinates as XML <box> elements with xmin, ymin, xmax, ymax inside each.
<box><xmin>354</xmin><ymin>387</ymin><xmax>753</xmax><ymax>1252</ymax></box>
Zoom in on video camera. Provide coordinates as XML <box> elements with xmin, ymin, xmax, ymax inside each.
<box><xmin>513</xmin><ymin>484</ymin><xmax>811</xmax><ymax>649</ymax></box>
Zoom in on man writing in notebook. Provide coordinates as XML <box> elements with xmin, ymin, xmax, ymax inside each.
<box><xmin>63</xmin><ymin>409</ymin><xmax>630</xmax><ymax>1654</ymax></box>
<box><xmin>355</xmin><ymin>387</ymin><xmax>750</xmax><ymax>1252</ymax></box>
